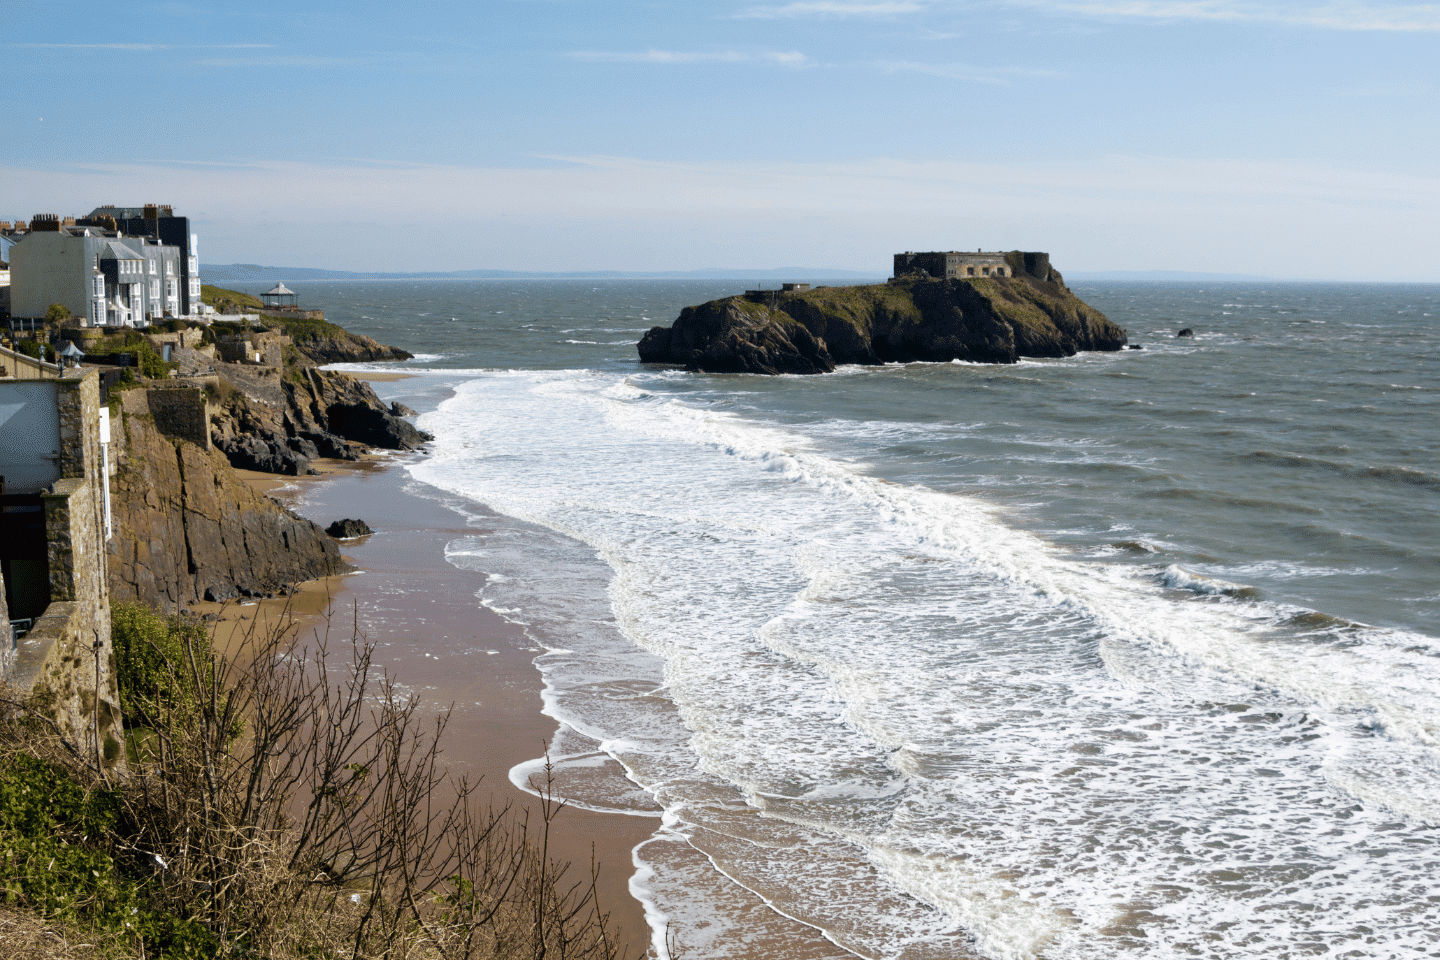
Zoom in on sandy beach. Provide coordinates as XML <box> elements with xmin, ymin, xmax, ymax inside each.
<box><xmin>203</xmin><ymin>453</ymin><xmax>657</xmax><ymax>955</ymax></box>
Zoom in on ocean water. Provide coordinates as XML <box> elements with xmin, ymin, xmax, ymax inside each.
<box><xmin>234</xmin><ymin>278</ymin><xmax>1440</xmax><ymax>959</ymax></box>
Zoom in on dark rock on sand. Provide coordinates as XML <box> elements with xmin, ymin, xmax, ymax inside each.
<box><xmin>326</xmin><ymin>518</ymin><xmax>374</xmax><ymax>539</ymax></box>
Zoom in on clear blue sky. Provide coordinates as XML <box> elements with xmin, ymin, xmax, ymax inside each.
<box><xmin>4</xmin><ymin>0</ymin><xmax>1437</xmax><ymax>278</ymax></box>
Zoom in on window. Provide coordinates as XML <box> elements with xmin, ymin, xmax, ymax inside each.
<box><xmin>149</xmin><ymin>259</ymin><xmax>157</xmax><ymax>275</ymax></box>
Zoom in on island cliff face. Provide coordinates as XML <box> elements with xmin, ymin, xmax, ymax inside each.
<box><xmin>638</xmin><ymin>253</ymin><xmax>1126</xmax><ymax>374</ymax></box>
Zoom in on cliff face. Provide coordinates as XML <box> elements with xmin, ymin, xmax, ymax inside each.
<box><xmin>638</xmin><ymin>256</ymin><xmax>1126</xmax><ymax>374</ymax></box>
<box><xmin>284</xmin><ymin>326</ymin><xmax>414</xmax><ymax>365</ymax></box>
<box><xmin>209</xmin><ymin>366</ymin><xmax>430</xmax><ymax>476</ymax></box>
<box><xmin>108</xmin><ymin>414</ymin><xmax>348</xmax><ymax>609</ymax></box>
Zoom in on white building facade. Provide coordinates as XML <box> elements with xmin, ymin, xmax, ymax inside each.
<box><xmin>9</xmin><ymin>221</ymin><xmax>183</xmax><ymax>327</ymax></box>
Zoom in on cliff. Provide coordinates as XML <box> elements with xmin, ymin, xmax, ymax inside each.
<box><xmin>266</xmin><ymin>317</ymin><xmax>414</xmax><ymax>365</ymax></box>
<box><xmin>638</xmin><ymin>254</ymin><xmax>1126</xmax><ymax>374</ymax></box>
<box><xmin>108</xmin><ymin>413</ymin><xmax>348</xmax><ymax>608</ymax></box>
<box><xmin>208</xmin><ymin>365</ymin><xmax>430</xmax><ymax>475</ymax></box>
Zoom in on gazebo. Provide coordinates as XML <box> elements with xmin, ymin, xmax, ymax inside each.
<box><xmin>260</xmin><ymin>283</ymin><xmax>298</xmax><ymax>309</ymax></box>
<box><xmin>57</xmin><ymin>340</ymin><xmax>86</xmax><ymax>368</ymax></box>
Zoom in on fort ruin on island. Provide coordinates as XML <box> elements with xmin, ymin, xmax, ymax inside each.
<box><xmin>894</xmin><ymin>250</ymin><xmax>1054</xmax><ymax>281</ymax></box>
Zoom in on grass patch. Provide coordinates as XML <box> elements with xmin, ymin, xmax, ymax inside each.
<box><xmin>199</xmin><ymin>285</ymin><xmax>264</xmax><ymax>313</ymax></box>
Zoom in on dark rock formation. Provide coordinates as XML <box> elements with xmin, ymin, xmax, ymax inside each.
<box><xmin>209</xmin><ymin>366</ymin><xmax>432</xmax><ymax>476</ymax></box>
<box><xmin>326</xmin><ymin>519</ymin><xmax>373</xmax><ymax>539</ymax></box>
<box><xmin>639</xmin><ymin>254</ymin><xmax>1126</xmax><ymax>375</ymax></box>
<box><xmin>108</xmin><ymin>415</ymin><xmax>348</xmax><ymax>610</ymax></box>
<box><xmin>390</xmin><ymin>401</ymin><xmax>419</xmax><ymax>418</ymax></box>
<box><xmin>283</xmin><ymin>325</ymin><xmax>414</xmax><ymax>365</ymax></box>
<box><xmin>1177</xmin><ymin>328</ymin><xmax>1194</xmax><ymax>338</ymax></box>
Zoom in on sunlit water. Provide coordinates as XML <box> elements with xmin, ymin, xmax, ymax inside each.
<box><xmin>233</xmin><ymin>278</ymin><xmax>1440</xmax><ymax>959</ymax></box>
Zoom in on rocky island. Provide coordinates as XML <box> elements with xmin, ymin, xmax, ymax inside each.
<box><xmin>638</xmin><ymin>251</ymin><xmax>1126</xmax><ymax>374</ymax></box>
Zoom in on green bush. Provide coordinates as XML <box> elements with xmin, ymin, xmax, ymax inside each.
<box><xmin>44</xmin><ymin>303</ymin><xmax>71</xmax><ymax>322</ymax></box>
<box><xmin>137</xmin><ymin>341</ymin><xmax>170</xmax><ymax>380</ymax></box>
<box><xmin>14</xmin><ymin>339</ymin><xmax>56</xmax><ymax>363</ymax></box>
<box><xmin>111</xmin><ymin>602</ymin><xmax>215</xmax><ymax>727</ymax></box>
<box><xmin>0</xmin><ymin>753</ymin><xmax>218</xmax><ymax>958</ymax></box>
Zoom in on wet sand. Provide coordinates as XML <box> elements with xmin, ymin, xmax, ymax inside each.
<box><xmin>209</xmin><ymin>453</ymin><xmax>657</xmax><ymax>955</ymax></box>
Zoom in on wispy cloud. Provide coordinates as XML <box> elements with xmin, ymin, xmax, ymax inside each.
<box><xmin>1005</xmin><ymin>1</ymin><xmax>1440</xmax><ymax>31</ymax></box>
<box><xmin>736</xmin><ymin>1</ymin><xmax>924</xmax><ymax>19</ymax></box>
<box><xmin>15</xmin><ymin>42</ymin><xmax>274</xmax><ymax>50</ymax></box>
<box><xmin>194</xmin><ymin>55</ymin><xmax>368</xmax><ymax>68</ymax></box>
<box><xmin>569</xmin><ymin>49</ymin><xmax>811</xmax><ymax>67</ymax></box>
<box><xmin>877</xmin><ymin>60</ymin><xmax>1064</xmax><ymax>84</ymax></box>
<box><xmin>8</xmin><ymin>155</ymin><xmax>1437</xmax><ymax>279</ymax></box>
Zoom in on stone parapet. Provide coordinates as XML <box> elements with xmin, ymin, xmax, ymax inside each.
<box><xmin>118</xmin><ymin>385</ymin><xmax>211</xmax><ymax>450</ymax></box>
<box><xmin>7</xmin><ymin>599</ymin><xmax>124</xmax><ymax>774</ymax></box>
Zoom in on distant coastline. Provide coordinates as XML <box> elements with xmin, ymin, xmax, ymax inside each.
<box><xmin>206</xmin><ymin>264</ymin><xmax>1438</xmax><ymax>285</ymax></box>
<box><xmin>203</xmin><ymin>263</ymin><xmax>887</xmax><ymax>283</ymax></box>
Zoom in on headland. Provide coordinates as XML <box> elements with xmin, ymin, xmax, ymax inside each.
<box><xmin>638</xmin><ymin>251</ymin><xmax>1127</xmax><ymax>374</ymax></box>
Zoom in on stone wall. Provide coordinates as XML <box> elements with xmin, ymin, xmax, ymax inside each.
<box><xmin>0</xmin><ymin>344</ymin><xmax>63</xmax><ymax>380</ymax></box>
<box><xmin>145</xmin><ymin>327</ymin><xmax>206</xmax><ymax>351</ymax></box>
<box><xmin>118</xmin><ymin>385</ymin><xmax>211</xmax><ymax>450</ymax></box>
<box><xmin>214</xmin><ymin>331</ymin><xmax>289</xmax><ymax>366</ymax></box>
<box><xmin>4</xmin><ymin>370</ymin><xmax>124</xmax><ymax>774</ymax></box>
<box><xmin>0</xmin><ymin>565</ymin><xmax>10</xmax><ymax>676</ymax></box>
<box><xmin>8</xmin><ymin>600</ymin><xmax>124</xmax><ymax>774</ymax></box>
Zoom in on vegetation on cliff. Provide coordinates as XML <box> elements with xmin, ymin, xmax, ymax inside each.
<box><xmin>200</xmin><ymin>285</ymin><xmax>413</xmax><ymax>364</ymax></box>
<box><xmin>0</xmin><ymin>608</ymin><xmax>632</xmax><ymax>960</ymax></box>
<box><xmin>638</xmin><ymin>256</ymin><xmax>1127</xmax><ymax>374</ymax></box>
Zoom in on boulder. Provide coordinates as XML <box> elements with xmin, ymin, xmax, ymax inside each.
<box><xmin>326</xmin><ymin>518</ymin><xmax>373</xmax><ymax>539</ymax></box>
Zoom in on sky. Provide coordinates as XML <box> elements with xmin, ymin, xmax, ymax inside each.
<box><xmin>2</xmin><ymin>0</ymin><xmax>1438</xmax><ymax>279</ymax></box>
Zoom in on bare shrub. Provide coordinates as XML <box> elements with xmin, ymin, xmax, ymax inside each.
<box><xmin>5</xmin><ymin>609</ymin><xmax>634</xmax><ymax>960</ymax></box>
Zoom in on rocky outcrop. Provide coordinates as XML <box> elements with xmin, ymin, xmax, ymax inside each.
<box><xmin>284</xmin><ymin>326</ymin><xmax>413</xmax><ymax>365</ymax></box>
<box><xmin>639</xmin><ymin>254</ymin><xmax>1126</xmax><ymax>374</ymax></box>
<box><xmin>209</xmin><ymin>365</ymin><xmax>431</xmax><ymax>476</ymax></box>
<box><xmin>108</xmin><ymin>415</ymin><xmax>348</xmax><ymax>609</ymax></box>
<box><xmin>326</xmin><ymin>519</ymin><xmax>373</xmax><ymax>539</ymax></box>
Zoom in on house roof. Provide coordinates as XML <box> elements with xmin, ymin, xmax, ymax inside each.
<box><xmin>100</xmin><ymin>240</ymin><xmax>144</xmax><ymax>261</ymax></box>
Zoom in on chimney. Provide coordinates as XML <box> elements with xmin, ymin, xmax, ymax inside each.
<box><xmin>32</xmin><ymin>214</ymin><xmax>61</xmax><ymax>232</ymax></box>
<box><xmin>143</xmin><ymin>204</ymin><xmax>159</xmax><ymax>219</ymax></box>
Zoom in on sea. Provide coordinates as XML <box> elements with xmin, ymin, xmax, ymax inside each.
<box><xmin>231</xmin><ymin>278</ymin><xmax>1440</xmax><ymax>960</ymax></box>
